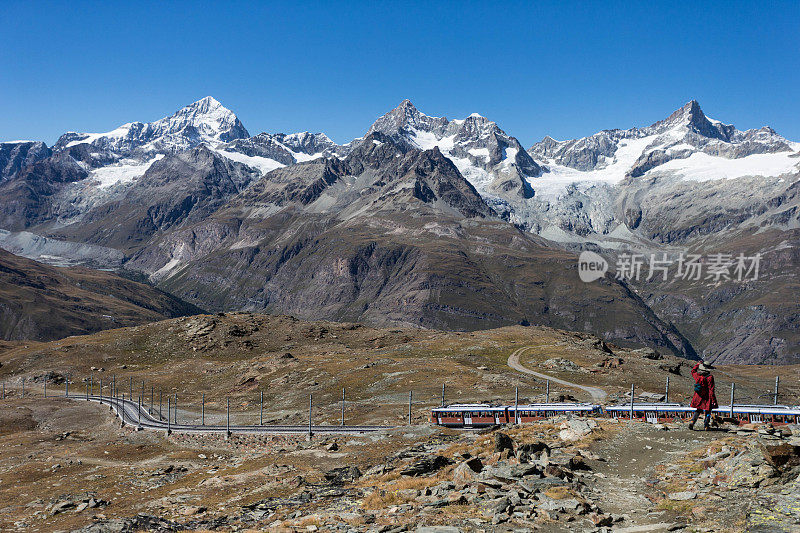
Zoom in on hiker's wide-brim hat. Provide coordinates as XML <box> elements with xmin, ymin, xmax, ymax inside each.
<box><xmin>698</xmin><ymin>361</ymin><xmax>715</xmax><ymax>372</ymax></box>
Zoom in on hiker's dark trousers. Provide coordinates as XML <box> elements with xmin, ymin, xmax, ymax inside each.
<box><xmin>692</xmin><ymin>409</ymin><xmax>712</xmax><ymax>428</ymax></box>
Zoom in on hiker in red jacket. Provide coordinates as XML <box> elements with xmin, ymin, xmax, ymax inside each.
<box><xmin>689</xmin><ymin>361</ymin><xmax>719</xmax><ymax>430</ymax></box>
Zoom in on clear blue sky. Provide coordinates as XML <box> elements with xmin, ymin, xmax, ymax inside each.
<box><xmin>1</xmin><ymin>1</ymin><xmax>798</xmax><ymax>146</ymax></box>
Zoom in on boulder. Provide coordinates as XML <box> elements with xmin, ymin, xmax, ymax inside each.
<box><xmin>659</xmin><ymin>363</ymin><xmax>682</xmax><ymax>375</ymax></box>
<box><xmin>668</xmin><ymin>491</ymin><xmax>697</xmax><ymax>501</ymax></box>
<box><xmin>494</xmin><ymin>432</ymin><xmax>514</xmax><ymax>453</ymax></box>
<box><xmin>536</xmin><ymin>495</ymin><xmax>582</xmax><ymax>513</ymax></box>
<box><xmin>481</xmin><ymin>464</ymin><xmax>541</xmax><ymax>483</ymax></box>
<box><xmin>633</xmin><ymin>347</ymin><xmax>662</xmax><ymax>360</ymax></box>
<box><xmin>590</xmin><ymin>513</ymin><xmax>614</xmax><ymax>526</ymax></box>
<box><xmin>559</xmin><ymin>419</ymin><xmax>597</xmax><ymax>442</ymax></box>
<box><xmin>517</xmin><ymin>441</ymin><xmax>550</xmax><ymax>464</ymax></box>
<box><xmin>759</xmin><ymin>441</ymin><xmax>800</xmax><ymax>469</ymax></box>
<box><xmin>50</xmin><ymin>501</ymin><xmax>76</xmax><ymax>515</ymax></box>
<box><xmin>323</xmin><ymin>465</ymin><xmax>361</xmax><ymax>484</ymax></box>
<box><xmin>401</xmin><ymin>455</ymin><xmax>452</xmax><ymax>476</ymax></box>
<box><xmin>453</xmin><ymin>458</ymin><xmax>483</xmax><ymax>487</ymax></box>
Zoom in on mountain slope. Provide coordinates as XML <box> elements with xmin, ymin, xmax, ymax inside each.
<box><xmin>0</xmin><ymin>141</ymin><xmax>52</xmax><ymax>183</ymax></box>
<box><xmin>48</xmin><ymin>146</ymin><xmax>262</xmax><ymax>251</ymax></box>
<box><xmin>122</xmin><ymin>134</ymin><xmax>696</xmax><ymax>356</ymax></box>
<box><xmin>0</xmin><ymin>249</ymin><xmax>201</xmax><ymax>341</ymax></box>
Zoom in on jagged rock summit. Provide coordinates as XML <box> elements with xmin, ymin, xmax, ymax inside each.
<box><xmin>529</xmin><ymin>99</ymin><xmax>797</xmax><ymax>178</ymax></box>
<box><xmin>366</xmin><ymin>99</ymin><xmax>540</xmax><ymax>200</ymax></box>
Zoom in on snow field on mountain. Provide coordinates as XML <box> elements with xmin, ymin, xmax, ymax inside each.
<box><xmin>213</xmin><ymin>149</ymin><xmax>284</xmax><ymax>175</ymax></box>
<box><xmin>87</xmin><ymin>154</ymin><xmax>164</xmax><ymax>188</ymax></box>
<box><xmin>527</xmin><ymin>135</ymin><xmax>656</xmax><ymax>199</ymax></box>
<box><xmin>654</xmin><ymin>150</ymin><xmax>799</xmax><ymax>181</ymax></box>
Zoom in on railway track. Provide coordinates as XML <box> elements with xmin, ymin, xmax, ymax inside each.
<box><xmin>65</xmin><ymin>394</ymin><xmax>391</xmax><ymax>435</ymax></box>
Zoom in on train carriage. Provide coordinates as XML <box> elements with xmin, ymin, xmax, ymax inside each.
<box><xmin>509</xmin><ymin>403</ymin><xmax>602</xmax><ymax>423</ymax></box>
<box><xmin>431</xmin><ymin>403</ymin><xmax>602</xmax><ymax>428</ymax></box>
<box><xmin>604</xmin><ymin>403</ymin><xmax>800</xmax><ymax>425</ymax></box>
<box><xmin>431</xmin><ymin>404</ymin><xmax>508</xmax><ymax>427</ymax></box>
<box><xmin>433</xmin><ymin>402</ymin><xmax>800</xmax><ymax>428</ymax></box>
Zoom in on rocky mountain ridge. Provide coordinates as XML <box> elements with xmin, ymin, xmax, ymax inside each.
<box><xmin>0</xmin><ymin>97</ymin><xmax>797</xmax><ymax>363</ymax></box>
<box><xmin>53</xmin><ymin>96</ymin><xmax>250</xmax><ymax>158</ymax></box>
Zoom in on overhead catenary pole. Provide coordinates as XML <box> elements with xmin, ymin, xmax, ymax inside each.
<box><xmin>150</xmin><ymin>386</ymin><xmax>154</xmax><ymax>413</ymax></box>
<box><xmin>129</xmin><ymin>377</ymin><xmax>133</xmax><ymax>399</ymax></box>
<box><xmin>260</xmin><ymin>391</ymin><xmax>263</xmax><ymax>426</ymax></box>
<box><xmin>629</xmin><ymin>384</ymin><xmax>635</xmax><ymax>419</ymax></box>
<box><xmin>159</xmin><ymin>390</ymin><xmax>163</xmax><ymax>421</ymax></box>
<box><xmin>43</xmin><ymin>375</ymin><xmax>47</xmax><ymax>398</ymax></box>
<box><xmin>226</xmin><ymin>397</ymin><xmax>230</xmax><ymax>437</ymax></box>
<box><xmin>408</xmin><ymin>391</ymin><xmax>413</xmax><ymax>426</ymax></box>
<box><xmin>65</xmin><ymin>374</ymin><xmax>69</xmax><ymax>396</ymax></box>
<box><xmin>441</xmin><ymin>383</ymin><xmax>445</xmax><ymax>407</ymax></box>
<box><xmin>174</xmin><ymin>395</ymin><xmax>178</xmax><ymax>425</ymax></box>
<box><xmin>665</xmin><ymin>376</ymin><xmax>670</xmax><ymax>403</ymax></box>
<box><xmin>308</xmin><ymin>394</ymin><xmax>313</xmax><ymax>438</ymax></box>
<box><xmin>167</xmin><ymin>396</ymin><xmax>171</xmax><ymax>434</ymax></box>
<box><xmin>202</xmin><ymin>393</ymin><xmax>205</xmax><ymax>426</ymax></box>
<box><xmin>90</xmin><ymin>373</ymin><xmax>93</xmax><ymax>396</ymax></box>
<box><xmin>515</xmin><ymin>386</ymin><xmax>519</xmax><ymax>424</ymax></box>
<box><xmin>138</xmin><ymin>395</ymin><xmax>142</xmax><ymax>428</ymax></box>
<box><xmin>546</xmin><ymin>379</ymin><xmax>550</xmax><ymax>403</ymax></box>
<box><xmin>774</xmin><ymin>376</ymin><xmax>779</xmax><ymax>405</ymax></box>
<box><xmin>730</xmin><ymin>383</ymin><xmax>735</xmax><ymax>418</ymax></box>
<box><xmin>341</xmin><ymin>388</ymin><xmax>345</xmax><ymax>426</ymax></box>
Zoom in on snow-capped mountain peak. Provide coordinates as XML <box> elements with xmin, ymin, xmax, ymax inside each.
<box><xmin>54</xmin><ymin>96</ymin><xmax>250</xmax><ymax>157</ymax></box>
<box><xmin>646</xmin><ymin>99</ymin><xmax>734</xmax><ymax>142</ymax></box>
<box><xmin>529</xmin><ymin>100</ymin><xmax>797</xmax><ymax>178</ymax></box>
<box><xmin>365</xmin><ymin>100</ymin><xmax>541</xmax><ymax>198</ymax></box>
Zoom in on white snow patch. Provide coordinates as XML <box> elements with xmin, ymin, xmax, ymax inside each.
<box><xmin>66</xmin><ymin>124</ymin><xmax>133</xmax><ymax>148</ymax></box>
<box><xmin>215</xmin><ymin>149</ymin><xmax>284</xmax><ymax>175</ymax></box>
<box><xmin>152</xmin><ymin>257</ymin><xmax>181</xmax><ymax>279</ymax></box>
<box><xmin>450</xmin><ymin>157</ymin><xmax>493</xmax><ymax>191</ymax></box>
<box><xmin>290</xmin><ymin>151</ymin><xmax>325</xmax><ymax>162</ymax></box>
<box><xmin>408</xmin><ymin>128</ymin><xmax>440</xmax><ymax>150</ymax></box>
<box><xmin>87</xmin><ymin>154</ymin><xmax>164</xmax><ymax>189</ymax></box>
<box><xmin>648</xmin><ymin>151</ymin><xmax>799</xmax><ymax>181</ymax></box>
<box><xmin>468</xmin><ymin>147</ymin><xmax>490</xmax><ymax>159</ymax></box>
<box><xmin>528</xmin><ymin>135</ymin><xmax>658</xmax><ymax>200</ymax></box>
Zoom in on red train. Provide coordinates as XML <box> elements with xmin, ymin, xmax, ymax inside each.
<box><xmin>431</xmin><ymin>402</ymin><xmax>800</xmax><ymax>428</ymax></box>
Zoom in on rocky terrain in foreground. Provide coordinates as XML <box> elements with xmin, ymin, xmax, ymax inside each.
<box><xmin>1</xmin><ymin>398</ymin><xmax>798</xmax><ymax>532</ymax></box>
<box><xmin>1</xmin><ymin>313</ymin><xmax>798</xmax><ymax>531</ymax></box>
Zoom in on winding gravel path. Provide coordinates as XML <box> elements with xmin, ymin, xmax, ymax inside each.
<box><xmin>507</xmin><ymin>346</ymin><xmax>608</xmax><ymax>402</ymax></box>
